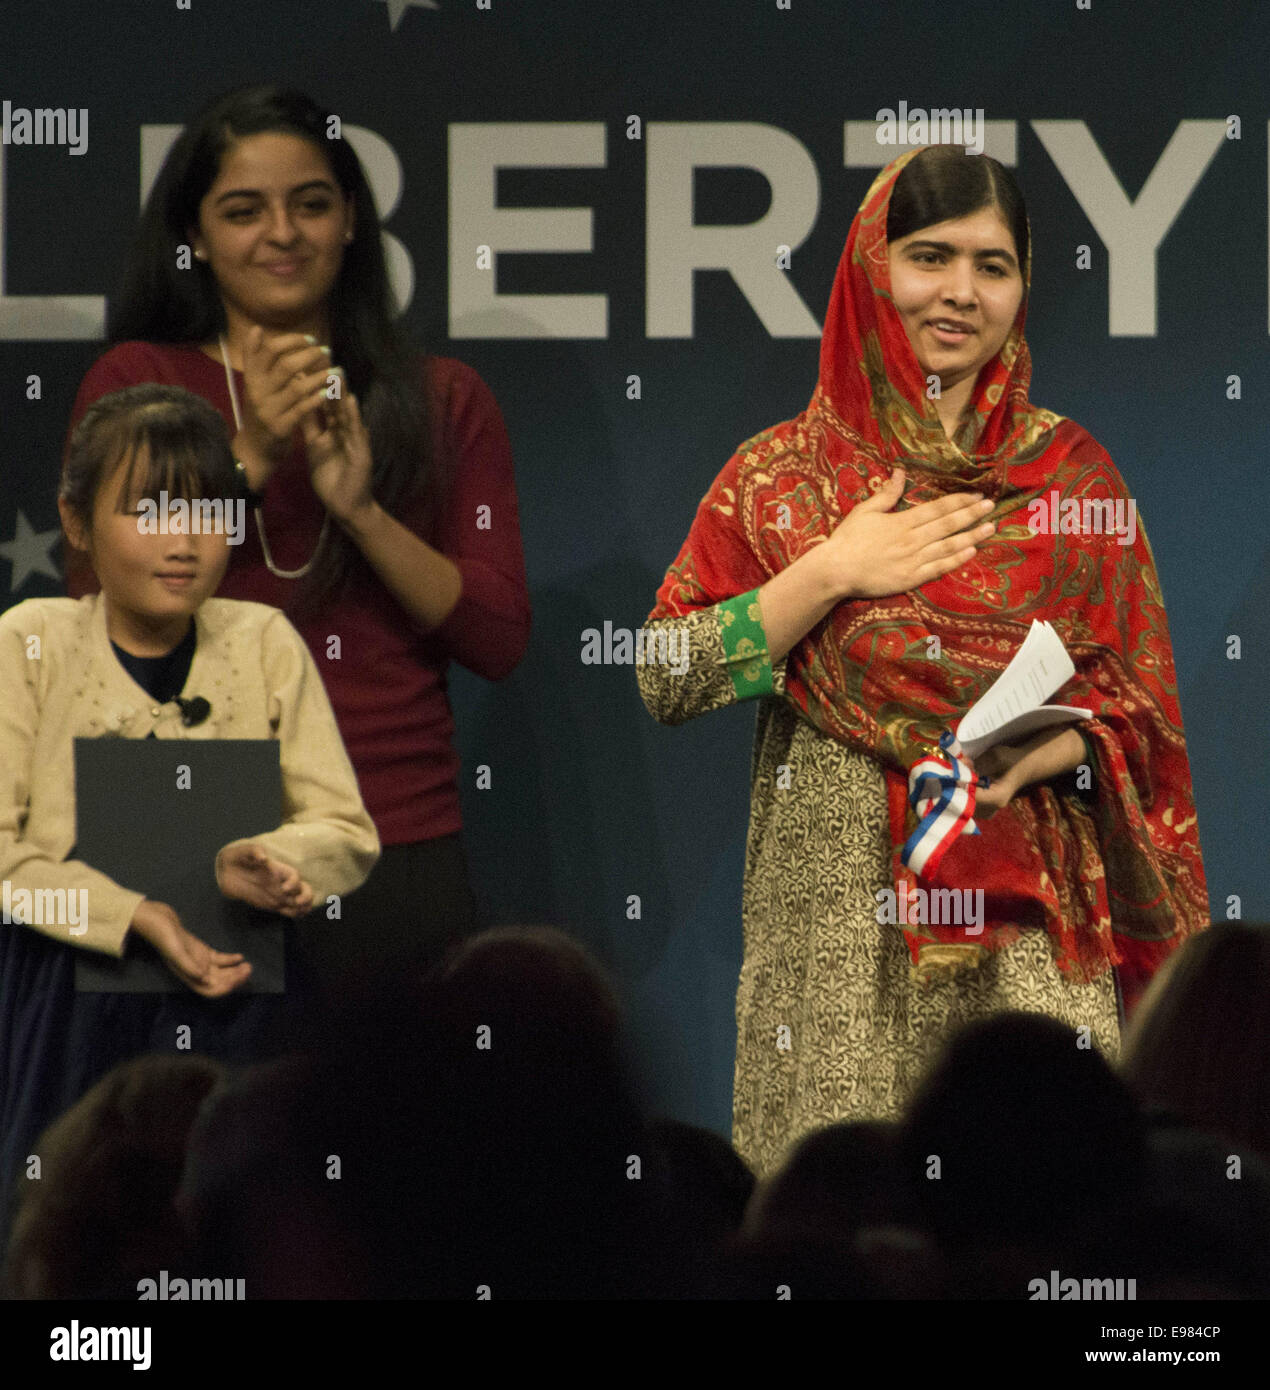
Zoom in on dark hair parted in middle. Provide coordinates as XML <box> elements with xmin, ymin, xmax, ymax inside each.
<box><xmin>108</xmin><ymin>83</ymin><xmax>436</xmax><ymax>617</ymax></box>
<box><xmin>887</xmin><ymin>145</ymin><xmax>1030</xmax><ymax>280</ymax></box>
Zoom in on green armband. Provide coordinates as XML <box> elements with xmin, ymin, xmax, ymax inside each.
<box><xmin>716</xmin><ymin>588</ymin><xmax>775</xmax><ymax>699</ymax></box>
<box><xmin>1079</xmin><ymin>727</ymin><xmax>1097</xmax><ymax>773</ymax></box>
<box><xmin>1077</xmin><ymin>729</ymin><xmax>1095</xmax><ymax>768</ymax></box>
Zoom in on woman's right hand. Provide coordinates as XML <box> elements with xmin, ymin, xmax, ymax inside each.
<box><xmin>818</xmin><ymin>469</ymin><xmax>997</xmax><ymax>600</ymax></box>
<box><xmin>234</xmin><ymin>325</ymin><xmax>338</xmax><ymax>489</ymax></box>
<box><xmin>128</xmin><ymin>899</ymin><xmax>252</xmax><ymax>998</ymax></box>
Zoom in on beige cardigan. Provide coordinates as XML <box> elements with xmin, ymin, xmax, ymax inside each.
<box><xmin>0</xmin><ymin>595</ymin><xmax>380</xmax><ymax>956</ymax></box>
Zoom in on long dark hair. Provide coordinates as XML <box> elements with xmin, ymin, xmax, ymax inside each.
<box><xmin>108</xmin><ymin>83</ymin><xmax>434</xmax><ymax>617</ymax></box>
<box><xmin>887</xmin><ymin>145</ymin><xmax>1030</xmax><ymax>281</ymax></box>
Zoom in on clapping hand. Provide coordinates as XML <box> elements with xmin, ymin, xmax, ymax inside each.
<box><xmin>236</xmin><ymin>326</ymin><xmax>336</xmax><ymax>484</ymax></box>
<box><xmin>129</xmin><ymin>899</ymin><xmax>252</xmax><ymax>997</ymax></box>
<box><xmin>302</xmin><ymin>377</ymin><xmax>375</xmax><ymax>525</ymax></box>
<box><xmin>216</xmin><ymin>842</ymin><xmax>315</xmax><ymax>917</ymax></box>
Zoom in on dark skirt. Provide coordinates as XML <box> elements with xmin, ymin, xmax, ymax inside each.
<box><xmin>0</xmin><ymin>916</ymin><xmax>311</xmax><ymax>1241</ymax></box>
<box><xmin>290</xmin><ymin>832</ymin><xmax>482</xmax><ymax>1012</ymax></box>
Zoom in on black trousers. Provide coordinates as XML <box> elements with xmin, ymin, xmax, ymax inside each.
<box><xmin>291</xmin><ymin>833</ymin><xmax>481</xmax><ymax>1019</ymax></box>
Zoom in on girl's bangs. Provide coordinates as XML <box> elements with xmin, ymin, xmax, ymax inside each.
<box><xmin>112</xmin><ymin>412</ymin><xmax>235</xmax><ymax>509</ymax></box>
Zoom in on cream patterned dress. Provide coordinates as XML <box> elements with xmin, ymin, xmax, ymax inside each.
<box><xmin>637</xmin><ymin>598</ymin><xmax>1121</xmax><ymax>1180</ymax></box>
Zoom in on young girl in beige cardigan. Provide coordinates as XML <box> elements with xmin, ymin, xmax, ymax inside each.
<box><xmin>0</xmin><ymin>384</ymin><xmax>379</xmax><ymax>1226</ymax></box>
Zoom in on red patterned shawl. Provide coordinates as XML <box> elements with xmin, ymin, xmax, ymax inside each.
<box><xmin>649</xmin><ymin>147</ymin><xmax>1208</xmax><ymax>1011</ymax></box>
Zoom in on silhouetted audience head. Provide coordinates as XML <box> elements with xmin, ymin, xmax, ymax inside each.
<box><xmin>898</xmin><ymin>1011</ymin><xmax>1146</xmax><ymax>1281</ymax></box>
<box><xmin>425</xmin><ymin>922</ymin><xmax>627</xmax><ymax>1071</ymax></box>
<box><xmin>1119</xmin><ymin>922</ymin><xmax>1270</xmax><ymax>1163</ymax></box>
<box><xmin>4</xmin><ymin>1055</ymin><xmax>224</xmax><ymax>1298</ymax></box>
<box><xmin>1135</xmin><ymin>1119</ymin><xmax>1270</xmax><ymax>1296</ymax></box>
<box><xmin>645</xmin><ymin>1117</ymin><xmax>755</xmax><ymax>1251</ymax></box>
<box><xmin>743</xmin><ymin>1121</ymin><xmax>912</xmax><ymax>1244</ymax></box>
<box><xmin>723</xmin><ymin>1122</ymin><xmax>939</xmax><ymax>1298</ymax></box>
<box><xmin>175</xmin><ymin>1054</ymin><xmax>370</xmax><ymax>1298</ymax></box>
<box><xmin>179</xmin><ymin>926</ymin><xmax>675</xmax><ymax>1297</ymax></box>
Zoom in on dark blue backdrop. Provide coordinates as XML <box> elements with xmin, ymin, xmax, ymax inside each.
<box><xmin>2</xmin><ymin>0</ymin><xmax>1264</xmax><ymax>1137</ymax></box>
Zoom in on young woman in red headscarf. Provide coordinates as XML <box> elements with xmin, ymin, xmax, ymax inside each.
<box><xmin>637</xmin><ymin>144</ymin><xmax>1208</xmax><ymax>1179</ymax></box>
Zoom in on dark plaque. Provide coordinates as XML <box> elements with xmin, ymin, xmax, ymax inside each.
<box><xmin>73</xmin><ymin>739</ymin><xmax>285</xmax><ymax>993</ymax></box>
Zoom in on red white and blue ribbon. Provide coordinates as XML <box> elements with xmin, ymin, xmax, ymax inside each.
<box><xmin>901</xmin><ymin>729</ymin><xmax>982</xmax><ymax>880</ymax></box>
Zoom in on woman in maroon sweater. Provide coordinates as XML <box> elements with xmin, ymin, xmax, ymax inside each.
<box><xmin>65</xmin><ymin>83</ymin><xmax>530</xmax><ymax>1010</ymax></box>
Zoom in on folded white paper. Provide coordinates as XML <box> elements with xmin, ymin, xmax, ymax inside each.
<box><xmin>955</xmin><ymin>619</ymin><xmax>1090</xmax><ymax>760</ymax></box>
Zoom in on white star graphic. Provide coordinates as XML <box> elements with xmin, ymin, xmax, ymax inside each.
<box><xmin>377</xmin><ymin>0</ymin><xmax>439</xmax><ymax>30</ymax></box>
<box><xmin>0</xmin><ymin>510</ymin><xmax>62</xmax><ymax>593</ymax></box>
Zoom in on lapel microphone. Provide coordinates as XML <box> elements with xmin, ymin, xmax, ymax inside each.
<box><xmin>174</xmin><ymin>696</ymin><xmax>212</xmax><ymax>727</ymax></box>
